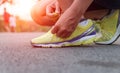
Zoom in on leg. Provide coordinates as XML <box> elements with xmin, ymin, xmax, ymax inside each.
<box><xmin>85</xmin><ymin>1</ymin><xmax>120</xmax><ymax>44</ymax></box>
<box><xmin>31</xmin><ymin>0</ymin><xmax>74</xmax><ymax>26</ymax></box>
<box><xmin>84</xmin><ymin>1</ymin><xmax>109</xmax><ymax>20</ymax></box>
<box><xmin>84</xmin><ymin>9</ymin><xmax>109</xmax><ymax>20</ymax></box>
<box><xmin>58</xmin><ymin>0</ymin><xmax>108</xmax><ymax>20</ymax></box>
<box><xmin>31</xmin><ymin>0</ymin><xmax>57</xmax><ymax>26</ymax></box>
<box><xmin>84</xmin><ymin>0</ymin><xmax>120</xmax><ymax>20</ymax></box>
<box><xmin>4</xmin><ymin>23</ymin><xmax>10</xmax><ymax>32</ymax></box>
<box><xmin>57</xmin><ymin>0</ymin><xmax>74</xmax><ymax>13</ymax></box>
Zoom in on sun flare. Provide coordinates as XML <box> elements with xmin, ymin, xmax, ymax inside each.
<box><xmin>0</xmin><ymin>0</ymin><xmax>37</xmax><ymax>20</ymax></box>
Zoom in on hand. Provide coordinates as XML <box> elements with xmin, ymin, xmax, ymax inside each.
<box><xmin>46</xmin><ymin>0</ymin><xmax>61</xmax><ymax>18</ymax></box>
<box><xmin>51</xmin><ymin>10</ymin><xmax>80</xmax><ymax>38</ymax></box>
<box><xmin>51</xmin><ymin>0</ymin><xmax>93</xmax><ymax>38</ymax></box>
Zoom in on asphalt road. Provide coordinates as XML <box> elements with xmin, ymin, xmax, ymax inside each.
<box><xmin>0</xmin><ymin>32</ymin><xmax>120</xmax><ymax>73</ymax></box>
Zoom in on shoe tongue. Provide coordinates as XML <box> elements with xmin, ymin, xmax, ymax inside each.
<box><xmin>78</xmin><ymin>19</ymin><xmax>89</xmax><ymax>27</ymax></box>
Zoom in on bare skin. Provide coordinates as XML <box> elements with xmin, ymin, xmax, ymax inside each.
<box><xmin>51</xmin><ymin>0</ymin><xmax>94</xmax><ymax>38</ymax></box>
<box><xmin>31</xmin><ymin>0</ymin><xmax>59</xmax><ymax>26</ymax></box>
<box><xmin>84</xmin><ymin>9</ymin><xmax>109</xmax><ymax>19</ymax></box>
<box><xmin>31</xmin><ymin>0</ymin><xmax>108</xmax><ymax>38</ymax></box>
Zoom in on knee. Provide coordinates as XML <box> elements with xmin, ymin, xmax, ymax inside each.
<box><xmin>31</xmin><ymin>0</ymin><xmax>57</xmax><ymax>26</ymax></box>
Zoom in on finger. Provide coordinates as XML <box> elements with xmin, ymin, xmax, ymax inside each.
<box><xmin>56</xmin><ymin>28</ymin><xmax>71</xmax><ymax>38</ymax></box>
<box><xmin>55</xmin><ymin>1</ymin><xmax>60</xmax><ymax>14</ymax></box>
<box><xmin>46</xmin><ymin>5</ymin><xmax>54</xmax><ymax>17</ymax></box>
<box><xmin>60</xmin><ymin>33</ymin><xmax>68</xmax><ymax>38</ymax></box>
<box><xmin>62</xmin><ymin>32</ymin><xmax>72</xmax><ymax>38</ymax></box>
<box><xmin>55</xmin><ymin>5</ymin><xmax>60</xmax><ymax>14</ymax></box>
<box><xmin>56</xmin><ymin>29</ymin><xmax>64</xmax><ymax>38</ymax></box>
<box><xmin>60</xmin><ymin>31</ymin><xmax>72</xmax><ymax>38</ymax></box>
<box><xmin>46</xmin><ymin>1</ymin><xmax>56</xmax><ymax>16</ymax></box>
<box><xmin>51</xmin><ymin>25</ymin><xmax>59</xmax><ymax>34</ymax></box>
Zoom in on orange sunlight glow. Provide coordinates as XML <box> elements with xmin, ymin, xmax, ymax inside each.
<box><xmin>0</xmin><ymin>0</ymin><xmax>37</xmax><ymax>20</ymax></box>
<box><xmin>13</xmin><ymin>0</ymin><xmax>36</xmax><ymax>20</ymax></box>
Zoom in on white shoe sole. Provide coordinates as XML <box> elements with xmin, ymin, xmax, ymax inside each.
<box><xmin>31</xmin><ymin>34</ymin><xmax>98</xmax><ymax>48</ymax></box>
<box><xmin>31</xmin><ymin>25</ymin><xmax>99</xmax><ymax>48</ymax></box>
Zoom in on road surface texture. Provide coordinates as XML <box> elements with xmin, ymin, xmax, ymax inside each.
<box><xmin>0</xmin><ymin>32</ymin><xmax>120</xmax><ymax>73</ymax></box>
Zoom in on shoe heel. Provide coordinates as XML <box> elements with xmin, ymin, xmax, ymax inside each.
<box><xmin>110</xmin><ymin>24</ymin><xmax>120</xmax><ymax>44</ymax></box>
<box><xmin>117</xmin><ymin>24</ymin><xmax>120</xmax><ymax>34</ymax></box>
<box><xmin>95</xmin><ymin>24</ymin><xmax>120</xmax><ymax>45</ymax></box>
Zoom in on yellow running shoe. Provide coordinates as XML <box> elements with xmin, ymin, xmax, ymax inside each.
<box><xmin>31</xmin><ymin>19</ymin><xmax>100</xmax><ymax>48</ymax></box>
<box><xmin>95</xmin><ymin>10</ymin><xmax>120</xmax><ymax>45</ymax></box>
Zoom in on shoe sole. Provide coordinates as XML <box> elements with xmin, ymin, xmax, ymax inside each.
<box><xmin>95</xmin><ymin>23</ymin><xmax>120</xmax><ymax>45</ymax></box>
<box><xmin>31</xmin><ymin>25</ymin><xmax>99</xmax><ymax>48</ymax></box>
<box><xmin>31</xmin><ymin>35</ymin><xmax>97</xmax><ymax>48</ymax></box>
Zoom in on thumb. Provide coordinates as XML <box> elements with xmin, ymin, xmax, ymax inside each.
<box><xmin>55</xmin><ymin>1</ymin><xmax>61</xmax><ymax>14</ymax></box>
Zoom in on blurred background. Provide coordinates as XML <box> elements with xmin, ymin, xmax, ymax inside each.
<box><xmin>0</xmin><ymin>0</ymin><xmax>50</xmax><ymax>32</ymax></box>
